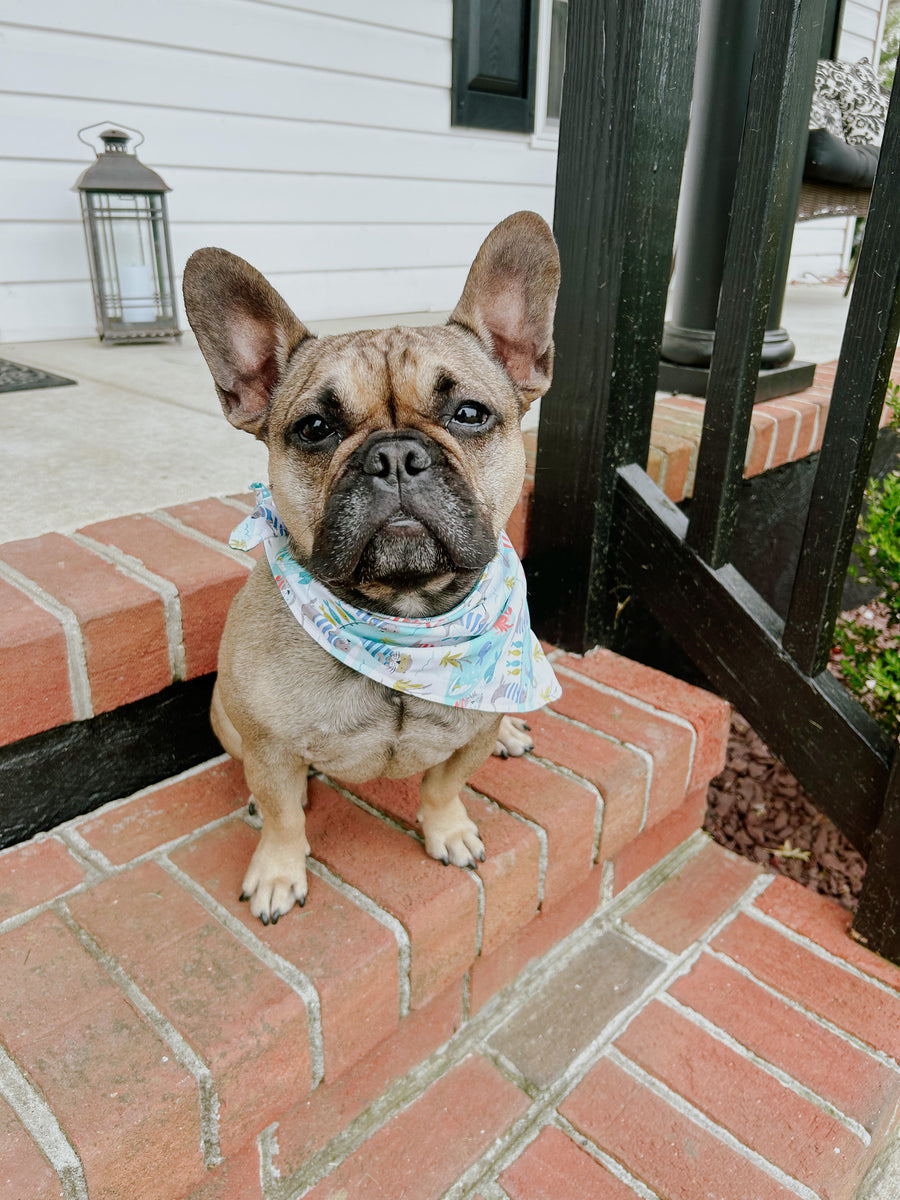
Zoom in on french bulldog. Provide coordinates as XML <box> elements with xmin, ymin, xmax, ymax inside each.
<box><xmin>182</xmin><ymin>211</ymin><xmax>560</xmax><ymax>924</ymax></box>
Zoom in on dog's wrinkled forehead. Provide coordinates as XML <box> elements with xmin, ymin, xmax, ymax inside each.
<box><xmin>277</xmin><ymin>323</ymin><xmax>517</xmax><ymax>429</ymax></box>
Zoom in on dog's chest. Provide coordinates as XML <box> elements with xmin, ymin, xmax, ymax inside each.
<box><xmin>294</xmin><ymin>672</ymin><xmax>492</xmax><ymax>781</ymax></box>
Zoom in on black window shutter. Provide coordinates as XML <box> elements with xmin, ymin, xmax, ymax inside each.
<box><xmin>452</xmin><ymin>0</ymin><xmax>540</xmax><ymax>132</ymax></box>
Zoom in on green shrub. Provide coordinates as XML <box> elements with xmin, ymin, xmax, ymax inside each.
<box><xmin>834</xmin><ymin>384</ymin><xmax>900</xmax><ymax>735</ymax></box>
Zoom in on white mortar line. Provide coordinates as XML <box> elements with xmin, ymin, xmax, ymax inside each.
<box><xmin>554</xmin><ymin>662</ymin><xmax>698</xmax><ymax>792</ymax></box>
<box><xmin>69</xmin><ymin>531</ymin><xmax>186</xmax><ymax>680</ymax></box>
<box><xmin>706</xmin><ymin>947</ymin><xmax>900</xmax><ymax>1075</ymax></box>
<box><xmin>466</xmin><ymin>783</ymin><xmax>548</xmax><ymax>909</ymax></box>
<box><xmin>317</xmin><ymin>774</ymin><xmax>423</xmax><ymax>844</ymax></box>
<box><xmin>55</xmin><ymin>753</ymin><xmax>233</xmax><ymax>841</ymax></box>
<box><xmin>607</xmin><ymin>1046</ymin><xmax>820</xmax><ymax>1199</ymax></box>
<box><xmin>471</xmin><ymin>869</ymin><xmax>486</xmax><ymax>956</ymax></box>
<box><xmin>461</xmin><ymin>971</ymin><xmax>471</xmax><ymax>1022</ymax></box>
<box><xmin>746</xmin><ymin>906</ymin><xmax>900</xmax><ymax>1000</ymax></box>
<box><xmin>619</xmin><ymin>924</ymin><xmax>680</xmax><ymax>965</ymax></box>
<box><xmin>617</xmin><ymin>870</ymin><xmax>775</xmax><ymax>988</ymax></box>
<box><xmin>0</xmin><ymin>560</ymin><xmax>93</xmax><ymax>720</ymax></box>
<box><xmin>653</xmin><ymin>445</ymin><xmax>670</xmax><ymax>493</ymax></box>
<box><xmin>785</xmin><ymin>405</ymin><xmax>802</xmax><ymax>461</ymax></box>
<box><xmin>528</xmin><ymin>752</ymin><xmax>604</xmax><ymax>863</ymax></box>
<box><xmin>553</xmin><ymin>1113</ymin><xmax>663</xmax><ymax>1200</ymax></box>
<box><xmin>149</xmin><ymin>509</ymin><xmax>254</xmax><ymax>568</ymax></box>
<box><xmin>543</xmin><ymin>707</ymin><xmax>653</xmax><ymax>833</ymax></box>
<box><xmin>218</xmin><ymin>494</ymin><xmax>255</xmax><ymax>515</ymax></box>
<box><xmin>55</xmin><ymin>828</ymin><xmax>118</xmax><ymax>875</ymax></box>
<box><xmin>808</xmin><ymin>402</ymin><xmax>823</xmax><ymax>455</ymax></box>
<box><xmin>762</xmin><ymin>411</ymin><xmax>779</xmax><ymax>473</ymax></box>
<box><xmin>305</xmin><ymin>857</ymin><xmax>412</xmax><ymax>1019</ymax></box>
<box><xmin>600</xmin><ymin>858</ymin><xmax>615</xmax><ymax>906</ymax></box>
<box><xmin>658</xmin><ymin>992</ymin><xmax>870</xmax><ymax>1145</ymax></box>
<box><xmin>54</xmin><ymin>901</ymin><xmax>223</xmax><ymax>1169</ymax></box>
<box><xmin>0</xmin><ymin>1042</ymin><xmax>89</xmax><ymax>1200</ymax></box>
<box><xmin>439</xmin><ymin>1101</ymin><xmax>543</xmax><ymax>1200</ymax></box>
<box><xmin>473</xmin><ymin>1181</ymin><xmax>514</xmax><ymax>1200</ymax></box>
<box><xmin>159</xmin><ymin>856</ymin><xmax>325</xmax><ymax>1089</ymax></box>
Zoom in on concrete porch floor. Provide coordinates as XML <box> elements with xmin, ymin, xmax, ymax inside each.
<box><xmin>0</xmin><ymin>282</ymin><xmax>851</xmax><ymax>542</ymax></box>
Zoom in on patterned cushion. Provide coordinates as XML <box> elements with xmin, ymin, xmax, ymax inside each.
<box><xmin>809</xmin><ymin>59</ymin><xmax>888</xmax><ymax>147</ymax></box>
<box><xmin>841</xmin><ymin>59</ymin><xmax>888</xmax><ymax>146</ymax></box>
<box><xmin>809</xmin><ymin>60</ymin><xmax>845</xmax><ymax>137</ymax></box>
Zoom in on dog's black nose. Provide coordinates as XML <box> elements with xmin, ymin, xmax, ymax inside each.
<box><xmin>362</xmin><ymin>435</ymin><xmax>433</xmax><ymax>481</ymax></box>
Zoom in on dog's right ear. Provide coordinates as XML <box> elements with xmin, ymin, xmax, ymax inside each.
<box><xmin>182</xmin><ymin>248</ymin><xmax>312</xmax><ymax>439</ymax></box>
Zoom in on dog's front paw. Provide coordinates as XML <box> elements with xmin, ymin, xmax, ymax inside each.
<box><xmin>240</xmin><ymin>834</ymin><xmax>310</xmax><ymax>925</ymax></box>
<box><xmin>493</xmin><ymin>715</ymin><xmax>534</xmax><ymax>759</ymax></box>
<box><xmin>418</xmin><ymin>795</ymin><xmax>485</xmax><ymax>870</ymax></box>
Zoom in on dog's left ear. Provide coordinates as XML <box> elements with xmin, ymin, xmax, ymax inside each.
<box><xmin>450</xmin><ymin>211</ymin><xmax>560</xmax><ymax>408</ymax></box>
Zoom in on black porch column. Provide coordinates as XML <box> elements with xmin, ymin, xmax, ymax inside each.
<box><xmin>658</xmin><ymin>0</ymin><xmax>825</xmax><ymax>398</ymax></box>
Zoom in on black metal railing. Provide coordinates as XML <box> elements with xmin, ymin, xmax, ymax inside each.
<box><xmin>528</xmin><ymin>0</ymin><xmax>900</xmax><ymax>961</ymax></box>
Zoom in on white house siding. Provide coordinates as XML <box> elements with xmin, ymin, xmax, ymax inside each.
<box><xmin>0</xmin><ymin>0</ymin><xmax>891</xmax><ymax>342</ymax></box>
<box><xmin>787</xmin><ymin>0</ymin><xmax>890</xmax><ymax>282</ymax></box>
<box><xmin>0</xmin><ymin>0</ymin><xmax>557</xmax><ymax>342</ymax></box>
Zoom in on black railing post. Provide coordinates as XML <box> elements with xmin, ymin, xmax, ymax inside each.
<box><xmin>685</xmin><ymin>0</ymin><xmax>828</xmax><ymax>567</ymax></box>
<box><xmin>527</xmin><ymin>0</ymin><xmax>700</xmax><ymax>651</ymax></box>
<box><xmin>854</xmin><ymin>738</ymin><xmax>900</xmax><ymax>959</ymax></box>
<box><xmin>783</xmin><ymin>66</ymin><xmax>900</xmax><ymax>676</ymax></box>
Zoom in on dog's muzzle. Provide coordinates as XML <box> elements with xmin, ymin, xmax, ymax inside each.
<box><xmin>309</xmin><ymin>429</ymin><xmax>495</xmax><ymax>584</ymax></box>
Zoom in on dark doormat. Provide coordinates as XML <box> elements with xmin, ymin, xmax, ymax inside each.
<box><xmin>0</xmin><ymin>359</ymin><xmax>77</xmax><ymax>393</ymax></box>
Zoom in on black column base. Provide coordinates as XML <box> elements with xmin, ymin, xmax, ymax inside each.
<box><xmin>660</xmin><ymin>323</ymin><xmax>798</xmax><ymax>371</ymax></box>
<box><xmin>657</xmin><ymin>358</ymin><xmax>817</xmax><ymax>402</ymax></box>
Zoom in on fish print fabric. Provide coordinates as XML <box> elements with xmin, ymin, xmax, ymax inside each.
<box><xmin>230</xmin><ymin>483</ymin><xmax>562</xmax><ymax>713</ymax></box>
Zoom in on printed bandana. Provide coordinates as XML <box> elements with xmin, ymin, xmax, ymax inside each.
<box><xmin>230</xmin><ymin>483</ymin><xmax>562</xmax><ymax>712</ymax></box>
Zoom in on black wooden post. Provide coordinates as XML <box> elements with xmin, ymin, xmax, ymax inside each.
<box><xmin>685</xmin><ymin>0</ymin><xmax>828</xmax><ymax>567</ymax></box>
<box><xmin>854</xmin><ymin>739</ymin><xmax>900</xmax><ymax>959</ymax></box>
<box><xmin>527</xmin><ymin>0</ymin><xmax>701</xmax><ymax>650</ymax></box>
<box><xmin>783</xmin><ymin>66</ymin><xmax>900</xmax><ymax>676</ymax></box>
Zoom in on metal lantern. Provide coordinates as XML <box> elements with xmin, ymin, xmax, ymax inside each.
<box><xmin>74</xmin><ymin>125</ymin><xmax>181</xmax><ymax>343</ymax></box>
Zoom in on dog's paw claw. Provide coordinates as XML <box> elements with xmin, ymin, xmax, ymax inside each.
<box><xmin>420</xmin><ymin>799</ymin><xmax>485</xmax><ymax>871</ymax></box>
<box><xmin>242</xmin><ymin>834</ymin><xmax>310</xmax><ymax>925</ymax></box>
<box><xmin>494</xmin><ymin>715</ymin><xmax>535</xmax><ymax>759</ymax></box>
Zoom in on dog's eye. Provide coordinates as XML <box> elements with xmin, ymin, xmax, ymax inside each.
<box><xmin>450</xmin><ymin>402</ymin><xmax>492</xmax><ymax>429</ymax></box>
<box><xmin>292</xmin><ymin>414</ymin><xmax>335</xmax><ymax>444</ymax></box>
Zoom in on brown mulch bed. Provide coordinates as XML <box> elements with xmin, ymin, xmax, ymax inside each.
<box><xmin>704</xmin><ymin>596</ymin><xmax>900</xmax><ymax>912</ymax></box>
<box><xmin>704</xmin><ymin>711</ymin><xmax>867</xmax><ymax>912</ymax></box>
